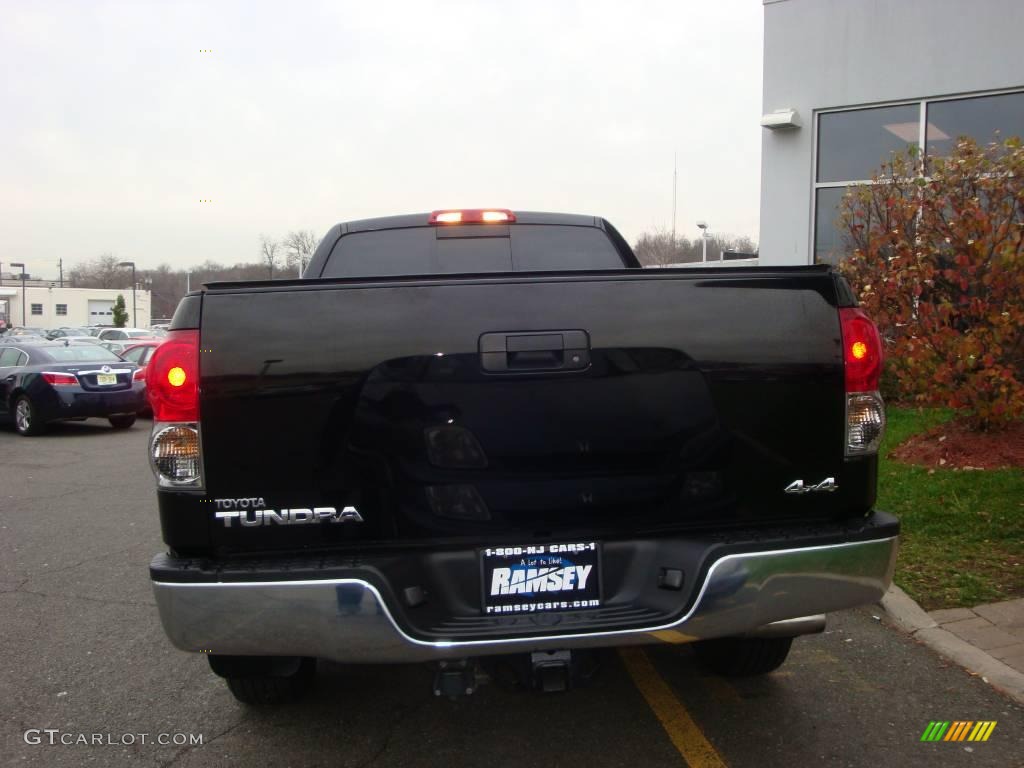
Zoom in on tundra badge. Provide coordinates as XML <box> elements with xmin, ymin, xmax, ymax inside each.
<box><xmin>214</xmin><ymin>506</ymin><xmax>364</xmax><ymax>527</ymax></box>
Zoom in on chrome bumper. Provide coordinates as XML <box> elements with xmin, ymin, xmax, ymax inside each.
<box><xmin>152</xmin><ymin>536</ymin><xmax>897</xmax><ymax>663</ymax></box>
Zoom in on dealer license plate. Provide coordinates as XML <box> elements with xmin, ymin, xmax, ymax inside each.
<box><xmin>96</xmin><ymin>374</ymin><xmax>117</xmax><ymax>386</ymax></box>
<box><xmin>481</xmin><ymin>541</ymin><xmax>601</xmax><ymax>615</ymax></box>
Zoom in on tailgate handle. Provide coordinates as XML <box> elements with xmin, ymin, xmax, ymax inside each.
<box><xmin>479</xmin><ymin>330</ymin><xmax>590</xmax><ymax>373</ymax></box>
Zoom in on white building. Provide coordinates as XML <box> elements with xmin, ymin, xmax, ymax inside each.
<box><xmin>758</xmin><ymin>0</ymin><xmax>1024</xmax><ymax>266</ymax></box>
<box><xmin>0</xmin><ymin>285</ymin><xmax>151</xmax><ymax>330</ymax></box>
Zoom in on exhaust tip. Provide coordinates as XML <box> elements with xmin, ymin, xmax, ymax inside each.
<box><xmin>745</xmin><ymin>614</ymin><xmax>826</xmax><ymax>639</ymax></box>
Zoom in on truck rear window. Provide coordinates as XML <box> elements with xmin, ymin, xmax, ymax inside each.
<box><xmin>320</xmin><ymin>225</ymin><xmax>624</xmax><ymax>278</ymax></box>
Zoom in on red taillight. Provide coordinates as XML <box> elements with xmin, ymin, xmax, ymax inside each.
<box><xmin>839</xmin><ymin>307</ymin><xmax>883</xmax><ymax>393</ymax></box>
<box><xmin>147</xmin><ymin>329</ymin><xmax>199</xmax><ymax>421</ymax></box>
<box><xmin>42</xmin><ymin>372</ymin><xmax>78</xmax><ymax>386</ymax></box>
<box><xmin>428</xmin><ymin>208</ymin><xmax>517</xmax><ymax>225</ymax></box>
<box><xmin>133</xmin><ymin>367</ymin><xmax>146</xmax><ymax>382</ymax></box>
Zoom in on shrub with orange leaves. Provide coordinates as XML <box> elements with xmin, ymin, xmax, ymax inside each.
<box><xmin>837</xmin><ymin>138</ymin><xmax>1024</xmax><ymax>430</ymax></box>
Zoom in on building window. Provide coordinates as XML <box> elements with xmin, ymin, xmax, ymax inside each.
<box><xmin>814</xmin><ymin>188</ymin><xmax>849</xmax><ymax>266</ymax></box>
<box><xmin>56</xmin><ymin>304</ymin><xmax>68</xmax><ymax>316</ymax></box>
<box><xmin>925</xmin><ymin>91</ymin><xmax>1024</xmax><ymax>160</ymax></box>
<box><xmin>817</xmin><ymin>104</ymin><xmax>919</xmax><ymax>184</ymax></box>
<box><xmin>813</xmin><ymin>89</ymin><xmax>1024</xmax><ymax>264</ymax></box>
<box><xmin>31</xmin><ymin>304</ymin><xmax>43</xmax><ymax>315</ymax></box>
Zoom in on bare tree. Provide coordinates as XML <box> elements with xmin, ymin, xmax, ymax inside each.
<box><xmin>68</xmin><ymin>253</ymin><xmax>131</xmax><ymax>288</ymax></box>
<box><xmin>282</xmin><ymin>230</ymin><xmax>319</xmax><ymax>276</ymax></box>
<box><xmin>259</xmin><ymin>235</ymin><xmax>281</xmax><ymax>279</ymax></box>
<box><xmin>633</xmin><ymin>229</ymin><xmax>758</xmax><ymax>266</ymax></box>
<box><xmin>67</xmin><ymin>248</ymin><xmax>318</xmax><ymax>320</ymax></box>
<box><xmin>141</xmin><ymin>263</ymin><xmax>187</xmax><ymax>320</ymax></box>
<box><xmin>633</xmin><ymin>230</ymin><xmax>689</xmax><ymax>266</ymax></box>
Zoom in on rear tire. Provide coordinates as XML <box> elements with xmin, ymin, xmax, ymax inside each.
<box><xmin>222</xmin><ymin>658</ymin><xmax>315</xmax><ymax>706</ymax></box>
<box><xmin>693</xmin><ymin>636</ymin><xmax>793</xmax><ymax>677</ymax></box>
<box><xmin>108</xmin><ymin>414</ymin><xmax>136</xmax><ymax>429</ymax></box>
<box><xmin>13</xmin><ymin>395</ymin><xmax>45</xmax><ymax>436</ymax></box>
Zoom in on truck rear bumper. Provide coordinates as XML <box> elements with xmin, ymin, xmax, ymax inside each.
<box><xmin>151</xmin><ymin>519</ymin><xmax>898</xmax><ymax>663</ymax></box>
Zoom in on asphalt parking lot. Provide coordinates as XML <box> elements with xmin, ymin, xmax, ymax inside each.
<box><xmin>2</xmin><ymin>420</ymin><xmax>1023</xmax><ymax>768</ymax></box>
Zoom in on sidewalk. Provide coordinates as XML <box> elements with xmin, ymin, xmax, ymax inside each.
<box><xmin>881</xmin><ymin>587</ymin><xmax>1024</xmax><ymax>703</ymax></box>
<box><xmin>930</xmin><ymin>599</ymin><xmax>1024</xmax><ymax>674</ymax></box>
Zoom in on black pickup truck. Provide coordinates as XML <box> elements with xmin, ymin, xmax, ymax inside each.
<box><xmin>147</xmin><ymin>209</ymin><xmax>897</xmax><ymax>703</ymax></box>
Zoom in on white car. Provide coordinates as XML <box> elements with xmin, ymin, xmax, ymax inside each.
<box><xmin>97</xmin><ymin>327</ymin><xmax>157</xmax><ymax>341</ymax></box>
<box><xmin>58</xmin><ymin>335</ymin><xmax>104</xmax><ymax>345</ymax></box>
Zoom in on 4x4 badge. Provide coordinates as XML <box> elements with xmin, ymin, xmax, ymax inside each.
<box><xmin>784</xmin><ymin>477</ymin><xmax>838</xmax><ymax>494</ymax></box>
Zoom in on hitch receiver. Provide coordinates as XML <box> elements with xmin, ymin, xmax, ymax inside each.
<box><xmin>531</xmin><ymin>650</ymin><xmax>572</xmax><ymax>693</ymax></box>
<box><xmin>433</xmin><ymin>659</ymin><xmax>478</xmax><ymax>699</ymax></box>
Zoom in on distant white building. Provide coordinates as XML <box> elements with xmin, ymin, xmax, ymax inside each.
<box><xmin>758</xmin><ymin>0</ymin><xmax>1024</xmax><ymax>266</ymax></box>
<box><xmin>0</xmin><ymin>285</ymin><xmax>151</xmax><ymax>330</ymax></box>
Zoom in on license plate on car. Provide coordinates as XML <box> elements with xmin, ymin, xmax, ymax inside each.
<box><xmin>96</xmin><ymin>374</ymin><xmax>117</xmax><ymax>386</ymax></box>
<box><xmin>481</xmin><ymin>542</ymin><xmax>601</xmax><ymax>615</ymax></box>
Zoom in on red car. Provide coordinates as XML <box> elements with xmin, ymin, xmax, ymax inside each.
<box><xmin>121</xmin><ymin>340</ymin><xmax>163</xmax><ymax>414</ymax></box>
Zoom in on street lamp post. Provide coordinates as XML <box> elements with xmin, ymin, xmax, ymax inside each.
<box><xmin>696</xmin><ymin>221</ymin><xmax>709</xmax><ymax>263</ymax></box>
<box><xmin>118</xmin><ymin>261</ymin><xmax>136</xmax><ymax>328</ymax></box>
<box><xmin>9</xmin><ymin>262</ymin><xmax>27</xmax><ymax>326</ymax></box>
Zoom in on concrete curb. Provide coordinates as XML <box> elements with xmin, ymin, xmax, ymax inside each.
<box><xmin>880</xmin><ymin>585</ymin><xmax>1024</xmax><ymax>705</ymax></box>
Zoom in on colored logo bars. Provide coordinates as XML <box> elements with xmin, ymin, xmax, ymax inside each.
<box><xmin>920</xmin><ymin>721</ymin><xmax>997</xmax><ymax>742</ymax></box>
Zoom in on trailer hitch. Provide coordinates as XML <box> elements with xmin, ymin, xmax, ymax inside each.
<box><xmin>531</xmin><ymin>650</ymin><xmax>573</xmax><ymax>693</ymax></box>
<box><xmin>432</xmin><ymin>659</ymin><xmax>479</xmax><ymax>699</ymax></box>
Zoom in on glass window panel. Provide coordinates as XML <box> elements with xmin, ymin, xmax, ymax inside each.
<box><xmin>926</xmin><ymin>91</ymin><xmax>1024</xmax><ymax>158</ymax></box>
<box><xmin>324</xmin><ymin>228</ymin><xmax>435</xmax><ymax>278</ymax></box>
<box><xmin>511</xmin><ymin>225</ymin><xmax>622</xmax><ymax>270</ymax></box>
<box><xmin>43</xmin><ymin>346</ymin><xmax>122</xmax><ymax>363</ymax></box>
<box><xmin>817</xmin><ymin>104</ymin><xmax>919</xmax><ymax>183</ymax></box>
<box><xmin>814</xmin><ymin>187</ymin><xmax>850</xmax><ymax>265</ymax></box>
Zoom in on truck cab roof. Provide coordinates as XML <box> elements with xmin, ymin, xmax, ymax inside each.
<box><xmin>301</xmin><ymin>210</ymin><xmax>641</xmax><ymax>277</ymax></box>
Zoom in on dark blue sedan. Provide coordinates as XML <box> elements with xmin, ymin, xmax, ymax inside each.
<box><xmin>0</xmin><ymin>341</ymin><xmax>146</xmax><ymax>435</ymax></box>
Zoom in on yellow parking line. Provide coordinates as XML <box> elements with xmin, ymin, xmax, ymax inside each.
<box><xmin>619</xmin><ymin>647</ymin><xmax>728</xmax><ymax>768</ymax></box>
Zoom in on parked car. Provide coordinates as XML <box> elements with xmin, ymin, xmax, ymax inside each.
<box><xmin>46</xmin><ymin>327</ymin><xmax>93</xmax><ymax>340</ymax></box>
<box><xmin>100</xmin><ymin>338</ymin><xmax>161</xmax><ymax>357</ymax></box>
<box><xmin>5</xmin><ymin>327</ymin><xmax>48</xmax><ymax>338</ymax></box>
<box><xmin>0</xmin><ymin>340</ymin><xmax>145</xmax><ymax>435</ymax></box>
<box><xmin>58</xmin><ymin>335</ymin><xmax>104</xmax><ymax>345</ymax></box>
<box><xmin>147</xmin><ymin>209</ymin><xmax>897</xmax><ymax>705</ymax></box>
<box><xmin>98</xmin><ymin>327</ymin><xmax>158</xmax><ymax>341</ymax></box>
<box><xmin>121</xmin><ymin>340</ymin><xmax>162</xmax><ymax>415</ymax></box>
<box><xmin>99</xmin><ymin>340</ymin><xmax>134</xmax><ymax>356</ymax></box>
<box><xmin>122</xmin><ymin>340</ymin><xmax>161</xmax><ymax>367</ymax></box>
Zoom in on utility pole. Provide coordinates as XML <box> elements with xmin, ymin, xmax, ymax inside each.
<box><xmin>58</xmin><ymin>258</ymin><xmax>63</xmax><ymax>287</ymax></box>
<box><xmin>672</xmin><ymin>152</ymin><xmax>677</xmax><ymax>245</ymax></box>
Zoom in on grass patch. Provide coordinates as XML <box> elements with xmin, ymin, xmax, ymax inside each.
<box><xmin>881</xmin><ymin>407</ymin><xmax>1024</xmax><ymax>609</ymax></box>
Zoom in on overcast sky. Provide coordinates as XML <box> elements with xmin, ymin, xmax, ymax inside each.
<box><xmin>1</xmin><ymin>0</ymin><xmax>764</xmax><ymax>275</ymax></box>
